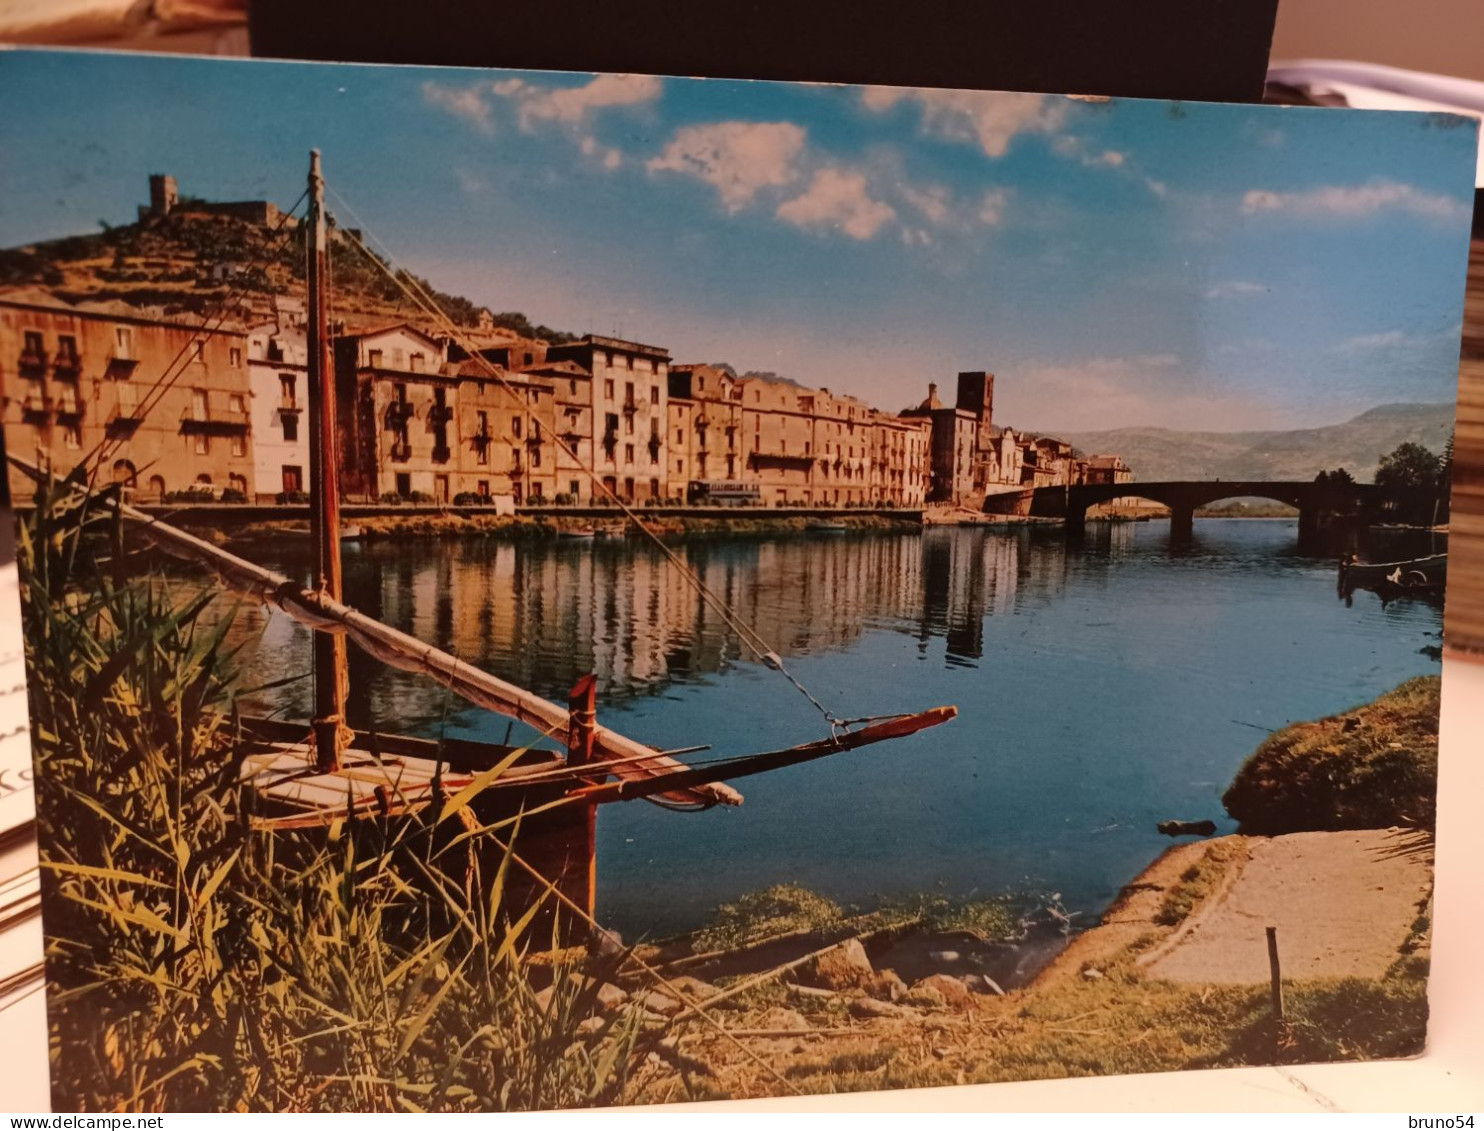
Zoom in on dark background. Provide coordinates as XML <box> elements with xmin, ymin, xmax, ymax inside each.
<box><xmin>248</xmin><ymin>0</ymin><xmax>1280</xmax><ymax>103</ymax></box>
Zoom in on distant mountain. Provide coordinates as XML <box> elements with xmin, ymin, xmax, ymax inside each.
<box><xmin>1057</xmin><ymin>403</ymin><xmax>1456</xmax><ymax>483</ymax></box>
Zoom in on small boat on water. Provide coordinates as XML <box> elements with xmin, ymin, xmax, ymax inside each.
<box><xmin>1339</xmin><ymin>552</ymin><xmax>1447</xmax><ymax>589</ymax></box>
<box><xmin>557</xmin><ymin>527</ymin><xmax>597</xmax><ymax>540</ymax></box>
<box><xmin>806</xmin><ymin>519</ymin><xmax>849</xmax><ymax>533</ymax></box>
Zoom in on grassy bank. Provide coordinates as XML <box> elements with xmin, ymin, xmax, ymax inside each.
<box><xmin>1223</xmin><ymin>676</ymin><xmax>1440</xmax><ymax>834</ymax></box>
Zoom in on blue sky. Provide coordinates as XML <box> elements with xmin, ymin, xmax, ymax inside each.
<box><xmin>0</xmin><ymin>49</ymin><xmax>1476</xmax><ymax>431</ymax></box>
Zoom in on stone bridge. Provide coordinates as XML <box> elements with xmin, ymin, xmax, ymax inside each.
<box><xmin>990</xmin><ymin>480</ymin><xmax>1432</xmax><ymax>538</ymax></box>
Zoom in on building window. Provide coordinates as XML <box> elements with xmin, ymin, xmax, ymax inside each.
<box><xmin>194</xmin><ymin>434</ymin><xmax>210</xmax><ymax>455</ymax></box>
<box><xmin>369</xmin><ymin>349</ymin><xmax>384</xmax><ymax>368</ymax></box>
<box><xmin>604</xmin><ymin>379</ymin><xmax>614</xmax><ymax>399</ymax></box>
<box><xmin>569</xmin><ymin>379</ymin><xmax>578</xmax><ymax>395</ymax></box>
<box><xmin>624</xmin><ymin>415</ymin><xmax>634</xmax><ymax>436</ymax></box>
<box><xmin>649</xmin><ymin>478</ymin><xmax>660</xmax><ymax>498</ymax></box>
<box><xmin>280</xmin><ymin>374</ymin><xmax>297</xmax><ymax>408</ymax></box>
<box><xmin>676</xmin><ymin>429</ymin><xmax>683</xmax><ymax>444</ymax></box>
<box><xmin>191</xmin><ymin>388</ymin><xmax>208</xmax><ymax>421</ymax></box>
<box><xmin>650</xmin><ymin>385</ymin><xmax>659</xmax><ymax>404</ymax></box>
<box><xmin>624</xmin><ymin>443</ymin><xmax>634</xmax><ymax>464</ymax></box>
<box><xmin>395</xmin><ymin>472</ymin><xmax>411</xmax><ymax>497</ymax></box>
<box><xmin>63</xmin><ymin>423</ymin><xmax>81</xmax><ymax>450</ymax></box>
<box><xmin>512</xmin><ymin>416</ymin><xmax>522</xmax><ymax>439</ymax></box>
<box><xmin>229</xmin><ymin>473</ymin><xmax>247</xmax><ymax>495</ymax></box>
<box><xmin>282</xmin><ymin>465</ymin><xmax>303</xmax><ymax>493</ymax></box>
<box><xmin>229</xmin><ymin>347</ymin><xmax>242</xmax><ymax>367</ymax></box>
<box><xmin>230</xmin><ymin>434</ymin><xmax>246</xmax><ymax>457</ymax></box>
<box><xmin>410</xmin><ymin>352</ymin><xmax>425</xmax><ymax>372</ymax></box>
<box><xmin>228</xmin><ymin>393</ymin><xmax>246</xmax><ymax>415</ymax></box>
<box><xmin>282</xmin><ymin>414</ymin><xmax>298</xmax><ymax>442</ymax></box>
<box><xmin>569</xmin><ymin>480</ymin><xmax>580</xmax><ymax>496</ymax></box>
<box><xmin>192</xmin><ymin>340</ymin><xmax>205</xmax><ymax>364</ymax></box>
<box><xmin>115</xmin><ymin>327</ymin><xmax>133</xmax><ymax>357</ymax></box>
<box><xmin>478</xmin><ymin>479</ymin><xmax>490</xmax><ymax>498</ymax></box>
<box><xmin>531</xmin><ymin>448</ymin><xmax>541</xmax><ymax>468</ymax></box>
<box><xmin>23</xmin><ymin>330</ymin><xmax>44</xmax><ymax>359</ymax></box>
<box><xmin>677</xmin><ymin>459</ymin><xmax>684</xmax><ymax>474</ymax></box>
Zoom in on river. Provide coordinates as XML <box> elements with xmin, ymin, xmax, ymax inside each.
<box><xmin>219</xmin><ymin>518</ymin><xmax>1444</xmax><ymax>940</ymax></box>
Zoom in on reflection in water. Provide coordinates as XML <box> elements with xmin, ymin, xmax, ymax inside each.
<box><xmin>217</xmin><ymin>519</ymin><xmax>1443</xmax><ymax>937</ymax></box>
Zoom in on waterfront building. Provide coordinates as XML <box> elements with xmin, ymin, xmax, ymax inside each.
<box><xmin>902</xmin><ymin>381</ymin><xmax>981</xmax><ymax>505</ymax></box>
<box><xmin>246</xmin><ymin>303</ymin><xmax>309</xmax><ymax>500</ymax></box>
<box><xmin>0</xmin><ymin>291</ymin><xmax>254</xmax><ymax>503</ymax></box>
<box><xmin>545</xmin><ymin>334</ymin><xmax>671</xmax><ymax>502</ymax></box>
<box><xmin>668</xmin><ymin>364</ymin><xmax>747</xmax><ymax>493</ymax></box>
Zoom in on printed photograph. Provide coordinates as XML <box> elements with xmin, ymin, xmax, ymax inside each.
<box><xmin>0</xmin><ymin>48</ymin><xmax>1476</xmax><ymax>1111</ymax></box>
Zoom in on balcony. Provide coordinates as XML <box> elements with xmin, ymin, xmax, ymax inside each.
<box><xmin>20</xmin><ymin>392</ymin><xmax>50</xmax><ymax>422</ymax></box>
<box><xmin>18</xmin><ymin>349</ymin><xmax>46</xmax><ymax>375</ymax></box>
<box><xmin>388</xmin><ymin>439</ymin><xmax>412</xmax><ymax>462</ymax></box>
<box><xmin>432</xmin><ymin>444</ymin><xmax>452</xmax><ymax>464</ymax></box>
<box><xmin>429</xmin><ymin>404</ymin><xmax>454</xmax><ymax>426</ymax></box>
<box><xmin>54</xmin><ymin>389</ymin><xmax>84</xmax><ymax>420</ymax></box>
<box><xmin>179</xmin><ymin>411</ymin><xmax>250</xmax><ymax>437</ymax></box>
<box><xmin>387</xmin><ymin>400</ymin><xmax>415</xmax><ymax>424</ymax></box>
<box><xmin>53</xmin><ymin>351</ymin><xmax>82</xmax><ymax>378</ymax></box>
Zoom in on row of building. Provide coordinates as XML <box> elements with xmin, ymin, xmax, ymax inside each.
<box><xmin>1</xmin><ymin>290</ymin><xmax>1131</xmax><ymax>510</ymax></box>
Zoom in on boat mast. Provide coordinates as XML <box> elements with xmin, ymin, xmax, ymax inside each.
<box><xmin>307</xmin><ymin>149</ymin><xmax>348</xmax><ymax>771</ymax></box>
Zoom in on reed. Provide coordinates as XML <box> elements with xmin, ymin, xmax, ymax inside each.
<box><xmin>19</xmin><ymin>477</ymin><xmax>648</xmax><ymax>1112</ymax></box>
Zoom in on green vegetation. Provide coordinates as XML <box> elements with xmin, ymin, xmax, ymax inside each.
<box><xmin>1153</xmin><ymin>841</ymin><xmax>1239</xmax><ymax>927</ymax></box>
<box><xmin>1375</xmin><ymin>440</ymin><xmax>1444</xmax><ymax>491</ymax></box>
<box><xmin>691</xmin><ymin>884</ymin><xmax>844</xmax><ymax>951</ymax></box>
<box><xmin>21</xmin><ymin>479</ymin><xmax>648</xmax><ymax>1111</ymax></box>
<box><xmin>1222</xmin><ymin>676</ymin><xmax>1440</xmax><ymax>834</ymax></box>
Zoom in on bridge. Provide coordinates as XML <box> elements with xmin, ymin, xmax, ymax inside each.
<box><xmin>991</xmin><ymin>480</ymin><xmax>1434</xmax><ymax>538</ymax></box>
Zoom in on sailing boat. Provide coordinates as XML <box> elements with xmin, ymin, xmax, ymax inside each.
<box><xmin>28</xmin><ymin>152</ymin><xmax>957</xmax><ymax>929</ymax></box>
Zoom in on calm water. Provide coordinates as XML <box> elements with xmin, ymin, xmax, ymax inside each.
<box><xmin>218</xmin><ymin>519</ymin><xmax>1443</xmax><ymax>939</ymax></box>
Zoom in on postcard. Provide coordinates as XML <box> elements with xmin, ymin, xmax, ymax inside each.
<box><xmin>0</xmin><ymin>47</ymin><xmax>1475</xmax><ymax>1111</ymax></box>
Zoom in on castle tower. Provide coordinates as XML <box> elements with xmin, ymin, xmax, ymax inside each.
<box><xmin>148</xmin><ymin>174</ymin><xmax>178</xmax><ymax>217</ymax></box>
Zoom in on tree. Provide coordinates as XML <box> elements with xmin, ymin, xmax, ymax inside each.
<box><xmin>1374</xmin><ymin>442</ymin><xmax>1443</xmax><ymax>490</ymax></box>
<box><xmin>1314</xmin><ymin>467</ymin><xmax>1355</xmax><ymax>485</ymax></box>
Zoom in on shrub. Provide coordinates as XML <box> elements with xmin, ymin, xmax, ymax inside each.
<box><xmin>1222</xmin><ymin>676</ymin><xmax>1440</xmax><ymax>834</ymax></box>
<box><xmin>378</xmin><ymin>491</ymin><xmax>405</xmax><ymax>504</ymax></box>
<box><xmin>553</xmin><ymin>493</ymin><xmax>573</xmax><ymax>505</ymax></box>
<box><xmin>275</xmin><ymin>489</ymin><xmax>310</xmax><ymax>505</ymax></box>
<box><xmin>452</xmin><ymin>491</ymin><xmax>489</xmax><ymax>506</ymax></box>
<box><xmin>221</xmin><ymin>487</ymin><xmax>247</xmax><ymax>503</ymax></box>
<box><xmin>407</xmin><ymin>490</ymin><xmax>435</xmax><ymax>504</ymax></box>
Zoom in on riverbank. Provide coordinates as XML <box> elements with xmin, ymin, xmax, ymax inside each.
<box><xmin>620</xmin><ymin>826</ymin><xmax>1431</xmax><ymax>1103</ymax></box>
<box><xmin>618</xmin><ymin>675</ymin><xmax>1440</xmax><ymax>1101</ymax></box>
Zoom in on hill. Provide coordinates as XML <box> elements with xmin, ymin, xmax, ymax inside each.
<box><xmin>0</xmin><ymin>210</ymin><xmax>575</xmax><ymax>342</ymax></box>
<box><xmin>1058</xmin><ymin>403</ymin><xmax>1456</xmax><ymax>483</ymax></box>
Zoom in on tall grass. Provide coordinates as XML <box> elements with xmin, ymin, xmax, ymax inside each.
<box><xmin>19</xmin><ymin>479</ymin><xmax>648</xmax><ymax>1112</ymax></box>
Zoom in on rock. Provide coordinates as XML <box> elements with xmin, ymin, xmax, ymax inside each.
<box><xmin>1081</xmin><ymin>967</ymin><xmax>1105</xmax><ymax>981</ymax></box>
<box><xmin>758</xmin><ymin>1006</ymin><xmax>810</xmax><ymax>1031</ymax></box>
<box><xmin>664</xmin><ymin>975</ymin><xmax>720</xmax><ymax>1003</ymax></box>
<box><xmin>869</xmin><ymin>969</ymin><xmax>909</xmax><ymax>1002</ymax></box>
<box><xmin>912</xmin><ymin>973</ymin><xmax>973</xmax><ymax>1009</ymax></box>
<box><xmin>849</xmin><ymin>997</ymin><xmax>909</xmax><ymax>1020</ymax></box>
<box><xmin>802</xmin><ymin>938</ymin><xmax>875</xmax><ymax>990</ymax></box>
<box><xmin>963</xmin><ymin>973</ymin><xmax>1006</xmax><ymax>997</ymax></box>
<box><xmin>929</xmin><ymin>950</ymin><xmax>962</xmax><ymax>964</ymax></box>
<box><xmin>1157</xmin><ymin>819</ymin><xmax>1218</xmax><ymax>837</ymax></box>
<box><xmin>593</xmin><ymin>982</ymin><xmax>628</xmax><ymax>1012</ymax></box>
<box><xmin>634</xmin><ymin>989</ymin><xmax>682</xmax><ymax>1016</ymax></box>
<box><xmin>904</xmin><ymin>985</ymin><xmax>947</xmax><ymax>1010</ymax></box>
<box><xmin>533</xmin><ymin>984</ymin><xmax>557</xmax><ymax>1013</ymax></box>
<box><xmin>576</xmin><ymin>1016</ymin><xmax>606</xmax><ymax>1035</ymax></box>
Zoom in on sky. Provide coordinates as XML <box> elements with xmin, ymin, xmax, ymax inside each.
<box><xmin>0</xmin><ymin>49</ymin><xmax>1477</xmax><ymax>433</ymax></box>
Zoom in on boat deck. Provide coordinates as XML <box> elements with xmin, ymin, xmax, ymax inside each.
<box><xmin>238</xmin><ymin>718</ymin><xmax>568</xmax><ymax>829</ymax></box>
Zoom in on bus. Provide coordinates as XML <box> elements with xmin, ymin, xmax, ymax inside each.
<box><xmin>686</xmin><ymin>480</ymin><xmax>762</xmax><ymax>507</ymax></box>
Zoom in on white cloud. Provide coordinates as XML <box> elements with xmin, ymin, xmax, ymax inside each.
<box><xmin>1241</xmin><ymin>180</ymin><xmax>1469</xmax><ymax>224</ymax></box>
<box><xmin>648</xmin><ymin>121</ymin><xmax>807</xmax><ymax>212</ymax></box>
<box><xmin>1339</xmin><ymin>329</ymin><xmax>1411</xmax><ymax>351</ymax></box>
<box><xmin>978</xmin><ymin>188</ymin><xmax>1010</xmax><ymax>226</ymax></box>
<box><xmin>862</xmin><ymin>87</ymin><xmax>1068</xmax><ymax>158</ymax></box>
<box><xmin>1203</xmin><ymin>280</ymin><xmax>1266</xmax><ymax>299</ymax></box>
<box><xmin>579</xmin><ymin>134</ymin><xmax>624</xmax><ymax>170</ymax></box>
<box><xmin>495</xmin><ymin>73</ymin><xmax>662</xmax><ymax>130</ymax></box>
<box><xmin>901</xmin><ymin>183</ymin><xmax>951</xmax><ymax>226</ymax></box>
<box><xmin>422</xmin><ymin>81</ymin><xmax>494</xmax><ymax>134</ymax></box>
<box><xmin>777</xmin><ymin>168</ymin><xmax>896</xmax><ymax>239</ymax></box>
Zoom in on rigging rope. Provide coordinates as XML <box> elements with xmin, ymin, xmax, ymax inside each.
<box><xmin>323</xmin><ymin>184</ymin><xmax>852</xmax><ymax>733</ymax></box>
